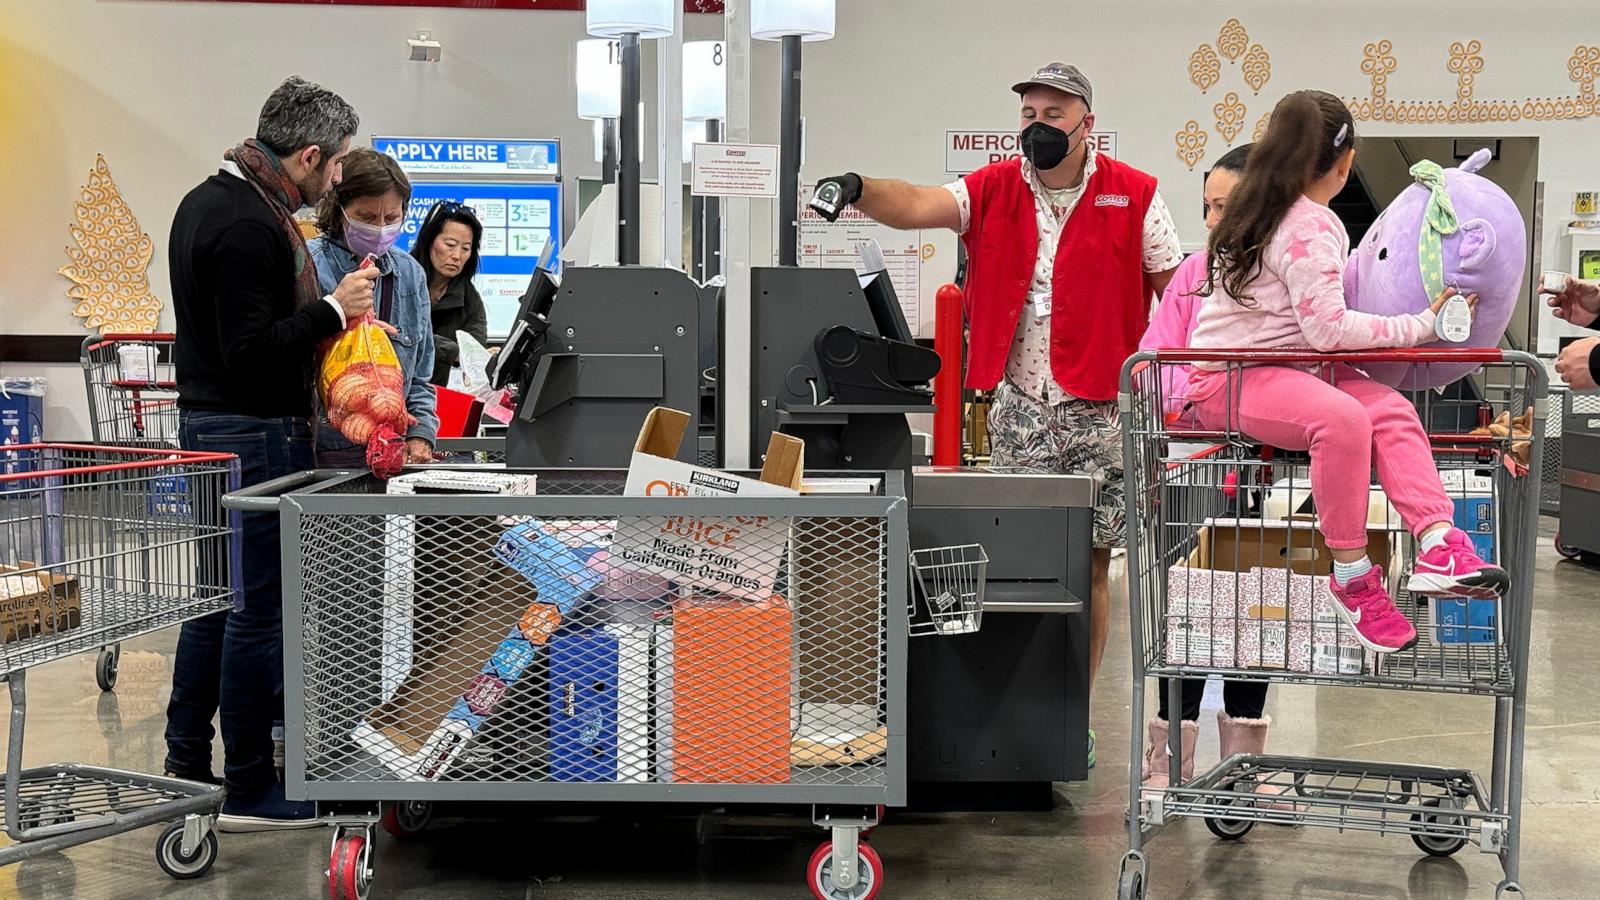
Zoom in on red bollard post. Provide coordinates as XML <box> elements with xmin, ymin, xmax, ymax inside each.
<box><xmin>933</xmin><ymin>283</ymin><xmax>964</xmax><ymax>466</ymax></box>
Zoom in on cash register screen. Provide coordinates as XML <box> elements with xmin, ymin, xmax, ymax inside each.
<box><xmin>859</xmin><ymin>270</ymin><xmax>916</xmax><ymax>346</ymax></box>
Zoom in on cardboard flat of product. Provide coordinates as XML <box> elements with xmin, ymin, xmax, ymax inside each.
<box><xmin>613</xmin><ymin>408</ymin><xmax>803</xmax><ymax>600</ymax></box>
<box><xmin>673</xmin><ymin>594</ymin><xmax>793</xmax><ymax>784</ymax></box>
<box><xmin>0</xmin><ymin>564</ymin><xmax>81</xmax><ymax>645</ymax></box>
<box><xmin>1202</xmin><ymin>516</ymin><xmax>1393</xmax><ymax>578</ymax></box>
<box><xmin>363</xmin><ymin>560</ymin><xmax>537</xmax><ymax>760</ymax></box>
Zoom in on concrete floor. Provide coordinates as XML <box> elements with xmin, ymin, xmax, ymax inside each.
<box><xmin>2</xmin><ymin>518</ymin><xmax>1597</xmax><ymax>899</ymax></box>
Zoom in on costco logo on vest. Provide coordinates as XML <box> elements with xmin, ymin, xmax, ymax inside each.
<box><xmin>1094</xmin><ymin>194</ymin><xmax>1130</xmax><ymax>207</ymax></box>
<box><xmin>945</xmin><ymin>130</ymin><xmax>1119</xmax><ymax>174</ymax></box>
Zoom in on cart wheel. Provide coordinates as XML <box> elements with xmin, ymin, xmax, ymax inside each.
<box><xmin>96</xmin><ymin>647</ymin><xmax>119</xmax><ymax>692</ymax></box>
<box><xmin>328</xmin><ymin>830</ymin><xmax>373</xmax><ymax>900</ymax></box>
<box><xmin>1204</xmin><ymin>812</ymin><xmax>1254</xmax><ymax>841</ymax></box>
<box><xmin>155</xmin><ymin>822</ymin><xmax>218</xmax><ymax>880</ymax></box>
<box><xmin>1556</xmin><ymin>534</ymin><xmax>1583</xmax><ymax>560</ymax></box>
<box><xmin>1118</xmin><ymin>867</ymin><xmax>1145</xmax><ymax>900</ymax></box>
<box><xmin>1410</xmin><ymin>799</ymin><xmax>1468</xmax><ymax>857</ymax></box>
<box><xmin>807</xmin><ymin>839</ymin><xmax>882</xmax><ymax>900</ymax></box>
<box><xmin>1496</xmin><ymin>881</ymin><xmax>1524</xmax><ymax>898</ymax></box>
<box><xmin>380</xmin><ymin>801</ymin><xmax>433</xmax><ymax>839</ymax></box>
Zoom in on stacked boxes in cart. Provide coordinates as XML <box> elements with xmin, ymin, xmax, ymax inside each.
<box><xmin>352</xmin><ymin>409</ymin><xmax>878</xmax><ymax>785</ymax></box>
<box><xmin>1165</xmin><ymin>564</ymin><xmax>1367</xmax><ymax>675</ymax></box>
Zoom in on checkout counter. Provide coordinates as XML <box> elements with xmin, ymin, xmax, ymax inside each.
<box><xmin>492</xmin><ymin>261</ymin><xmax>1098</xmax><ymax>803</ymax></box>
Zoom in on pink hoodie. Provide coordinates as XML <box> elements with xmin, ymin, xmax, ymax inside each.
<box><xmin>1139</xmin><ymin>251</ymin><xmax>1208</xmax><ymax>425</ymax></box>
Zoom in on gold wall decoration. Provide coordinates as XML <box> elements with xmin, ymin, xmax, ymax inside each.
<box><xmin>1241</xmin><ymin>44</ymin><xmax>1272</xmax><ymax>94</ymax></box>
<box><xmin>58</xmin><ymin>156</ymin><xmax>162</xmax><ymax>335</ymax></box>
<box><xmin>1217</xmin><ymin>18</ymin><xmax>1249</xmax><ymax>64</ymax></box>
<box><xmin>1176</xmin><ymin>120</ymin><xmax>1209</xmax><ymax>170</ymax></box>
<box><xmin>1347</xmin><ymin>38</ymin><xmax>1600</xmax><ymax>123</ymax></box>
<box><xmin>1253</xmin><ymin>111</ymin><xmax>1272</xmax><ymax>143</ymax></box>
<box><xmin>1189</xmin><ymin>44</ymin><xmax>1221</xmax><ymax>93</ymax></box>
<box><xmin>1214</xmin><ymin>91</ymin><xmax>1248</xmax><ymax>143</ymax></box>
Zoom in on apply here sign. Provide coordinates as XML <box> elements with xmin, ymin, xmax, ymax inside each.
<box><xmin>373</xmin><ymin>138</ymin><xmax>561</xmax><ymax>177</ymax></box>
<box><xmin>945</xmin><ymin>130</ymin><xmax>1118</xmax><ymax>174</ymax></box>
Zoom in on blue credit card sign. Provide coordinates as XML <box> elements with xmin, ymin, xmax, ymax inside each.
<box><xmin>375</xmin><ymin>137</ymin><xmax>559</xmax><ymax>177</ymax></box>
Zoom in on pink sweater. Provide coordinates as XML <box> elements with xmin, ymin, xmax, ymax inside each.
<box><xmin>1188</xmin><ymin>197</ymin><xmax>1436</xmax><ymax>369</ymax></box>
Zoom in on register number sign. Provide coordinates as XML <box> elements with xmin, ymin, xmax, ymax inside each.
<box><xmin>945</xmin><ymin>130</ymin><xmax>1118</xmax><ymax>174</ymax></box>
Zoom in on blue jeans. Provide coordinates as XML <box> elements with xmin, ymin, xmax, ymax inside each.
<box><xmin>164</xmin><ymin>410</ymin><xmax>312</xmax><ymax>796</ymax></box>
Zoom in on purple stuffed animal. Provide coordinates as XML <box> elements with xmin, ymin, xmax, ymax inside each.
<box><xmin>1344</xmin><ymin>148</ymin><xmax>1526</xmax><ymax>389</ymax></box>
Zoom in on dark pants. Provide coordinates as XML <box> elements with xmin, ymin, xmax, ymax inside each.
<box><xmin>1157</xmin><ymin>677</ymin><xmax>1269</xmax><ymax>722</ymax></box>
<box><xmin>164</xmin><ymin>411</ymin><xmax>312</xmax><ymax>796</ymax></box>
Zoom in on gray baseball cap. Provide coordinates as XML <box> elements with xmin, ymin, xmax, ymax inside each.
<box><xmin>1012</xmin><ymin>62</ymin><xmax>1093</xmax><ymax>110</ymax></box>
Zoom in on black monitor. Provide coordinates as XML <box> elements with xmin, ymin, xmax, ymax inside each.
<box><xmin>860</xmin><ymin>269</ymin><xmax>916</xmax><ymax>346</ymax></box>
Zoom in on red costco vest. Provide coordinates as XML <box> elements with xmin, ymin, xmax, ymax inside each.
<box><xmin>960</xmin><ymin>155</ymin><xmax>1158</xmax><ymax>401</ymax></box>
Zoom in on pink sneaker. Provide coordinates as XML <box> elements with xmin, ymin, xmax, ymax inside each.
<box><xmin>1408</xmin><ymin>529</ymin><xmax>1510</xmax><ymax>599</ymax></box>
<box><xmin>1329</xmin><ymin>566</ymin><xmax>1418</xmax><ymax>653</ymax></box>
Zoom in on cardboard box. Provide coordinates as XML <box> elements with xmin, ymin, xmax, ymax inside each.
<box><xmin>353</xmin><ymin>559</ymin><xmax>540</xmax><ymax>779</ymax></box>
<box><xmin>672</xmin><ymin>595</ymin><xmax>793</xmax><ymax>784</ymax></box>
<box><xmin>1422</xmin><ymin>597</ymin><xmax>1500</xmax><ymax>645</ymax></box>
<box><xmin>494</xmin><ymin>522</ymin><xmax>601</xmax><ymax>615</ymax></box>
<box><xmin>0</xmin><ymin>564</ymin><xmax>80</xmax><ymax>644</ymax></box>
<box><xmin>386</xmin><ymin>469</ymin><xmax>538</xmax><ymax>500</ymax></box>
<box><xmin>1204</xmin><ymin>516</ymin><xmax>1393</xmax><ymax>578</ymax></box>
<box><xmin>1451</xmin><ymin>496</ymin><xmax>1496</xmax><ymax>562</ymax></box>
<box><xmin>612</xmin><ymin>408</ymin><xmax>802</xmax><ymax>600</ymax></box>
<box><xmin>548</xmin><ymin>627</ymin><xmax>621</xmax><ymax>783</ymax></box>
<box><xmin>1163</xmin><ymin>565</ymin><xmax>1246</xmax><ymax>667</ymax></box>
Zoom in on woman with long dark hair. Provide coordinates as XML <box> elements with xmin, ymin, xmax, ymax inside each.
<box><xmin>411</xmin><ymin>202</ymin><xmax>488</xmax><ymax>386</ymax></box>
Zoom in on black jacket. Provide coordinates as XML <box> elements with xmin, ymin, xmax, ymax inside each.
<box><xmin>170</xmin><ymin>170</ymin><xmax>342</xmax><ymax>417</ymax></box>
<box><xmin>430</xmin><ymin>277</ymin><xmax>488</xmax><ymax>386</ymax></box>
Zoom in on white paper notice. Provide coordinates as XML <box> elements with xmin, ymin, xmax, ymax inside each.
<box><xmin>794</xmin><ymin>185</ymin><xmax>926</xmax><ymax>328</ymax></box>
<box><xmin>691</xmin><ymin>143</ymin><xmax>781</xmax><ymax>198</ymax></box>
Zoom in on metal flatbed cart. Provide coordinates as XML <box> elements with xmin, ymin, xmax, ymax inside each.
<box><xmin>226</xmin><ymin>466</ymin><xmax>985</xmax><ymax>900</ymax></box>
<box><xmin>0</xmin><ymin>444</ymin><xmax>237</xmax><ymax>880</ymax></box>
<box><xmin>1117</xmin><ymin>349</ymin><xmax>1543</xmax><ymax>900</ymax></box>
<box><xmin>79</xmin><ymin>332</ymin><xmax>180</xmax><ymax>692</ymax></box>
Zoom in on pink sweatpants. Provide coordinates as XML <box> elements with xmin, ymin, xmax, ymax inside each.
<box><xmin>1190</xmin><ymin>364</ymin><xmax>1455</xmax><ymax>550</ymax></box>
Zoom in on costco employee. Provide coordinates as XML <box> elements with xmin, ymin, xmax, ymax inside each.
<box><xmin>812</xmin><ymin>63</ymin><xmax>1182</xmax><ymax>768</ymax></box>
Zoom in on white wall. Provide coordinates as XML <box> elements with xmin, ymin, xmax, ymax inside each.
<box><xmin>4</xmin><ymin>0</ymin><xmax>1599</xmax><ymax>437</ymax></box>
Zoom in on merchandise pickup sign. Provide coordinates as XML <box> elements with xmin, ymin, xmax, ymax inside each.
<box><xmin>691</xmin><ymin>143</ymin><xmax>781</xmax><ymax>198</ymax></box>
<box><xmin>945</xmin><ymin>130</ymin><xmax>1118</xmax><ymax>174</ymax></box>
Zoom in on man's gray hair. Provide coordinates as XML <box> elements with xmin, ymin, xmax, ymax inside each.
<box><xmin>256</xmin><ymin>75</ymin><xmax>359</xmax><ymax>159</ymax></box>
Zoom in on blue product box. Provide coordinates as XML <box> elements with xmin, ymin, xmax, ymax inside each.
<box><xmin>149</xmin><ymin>472</ymin><xmax>193</xmax><ymax>518</ymax></box>
<box><xmin>488</xmin><ymin>632</ymin><xmax>540</xmax><ymax>684</ymax></box>
<box><xmin>548</xmin><ymin>628</ymin><xmax>620</xmax><ymax>783</ymax></box>
<box><xmin>1432</xmin><ymin>597</ymin><xmax>1498</xmax><ymax>645</ymax></box>
<box><xmin>1451</xmin><ymin>495</ymin><xmax>1495</xmax><ymax>562</ymax></box>
<box><xmin>494</xmin><ymin>522</ymin><xmax>602</xmax><ymax>615</ymax></box>
<box><xmin>0</xmin><ymin>380</ymin><xmax>44</xmax><ymax>487</ymax></box>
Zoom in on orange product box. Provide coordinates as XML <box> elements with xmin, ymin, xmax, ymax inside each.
<box><xmin>672</xmin><ymin>595</ymin><xmax>793</xmax><ymax>784</ymax></box>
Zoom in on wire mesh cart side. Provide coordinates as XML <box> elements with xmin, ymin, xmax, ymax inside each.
<box><xmin>1116</xmin><ymin>349</ymin><xmax>1543</xmax><ymax>900</ymax></box>
<box><xmin>0</xmin><ymin>444</ymin><xmax>239</xmax><ymax>880</ymax></box>
<box><xmin>226</xmin><ymin>468</ymin><xmax>924</xmax><ymax>900</ymax></box>
<box><xmin>79</xmin><ymin>333</ymin><xmax>180</xmax><ymax>692</ymax></box>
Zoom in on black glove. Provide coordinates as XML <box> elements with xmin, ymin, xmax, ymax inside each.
<box><xmin>808</xmin><ymin>173</ymin><xmax>864</xmax><ymax>222</ymax></box>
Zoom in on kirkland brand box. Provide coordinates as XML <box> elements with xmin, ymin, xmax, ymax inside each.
<box><xmin>612</xmin><ymin>408</ymin><xmax>803</xmax><ymax>600</ymax></box>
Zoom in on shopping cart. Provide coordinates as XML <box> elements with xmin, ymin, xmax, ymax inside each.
<box><xmin>1116</xmin><ymin>349</ymin><xmax>1543</xmax><ymax>900</ymax></box>
<box><xmin>0</xmin><ymin>444</ymin><xmax>237</xmax><ymax>880</ymax></box>
<box><xmin>225</xmin><ymin>466</ymin><xmax>982</xmax><ymax>900</ymax></box>
<box><xmin>79</xmin><ymin>333</ymin><xmax>180</xmax><ymax>691</ymax></box>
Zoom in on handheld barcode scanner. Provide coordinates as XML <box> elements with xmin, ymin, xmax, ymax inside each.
<box><xmin>808</xmin><ymin>181</ymin><xmax>848</xmax><ymax>220</ymax></box>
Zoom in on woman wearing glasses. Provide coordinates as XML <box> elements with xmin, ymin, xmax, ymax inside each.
<box><xmin>412</xmin><ymin>201</ymin><xmax>489</xmax><ymax>386</ymax></box>
<box><xmin>307</xmin><ymin>148</ymin><xmax>439</xmax><ymax>467</ymax></box>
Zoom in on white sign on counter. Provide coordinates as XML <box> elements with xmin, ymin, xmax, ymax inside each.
<box><xmin>945</xmin><ymin>130</ymin><xmax>1118</xmax><ymax>174</ymax></box>
<box><xmin>691</xmin><ymin>143</ymin><xmax>781</xmax><ymax>198</ymax></box>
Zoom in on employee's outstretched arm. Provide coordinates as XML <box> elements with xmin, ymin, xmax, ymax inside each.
<box><xmin>812</xmin><ymin>173</ymin><xmax>963</xmax><ymax>232</ymax></box>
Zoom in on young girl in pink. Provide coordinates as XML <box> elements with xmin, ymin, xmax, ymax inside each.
<box><xmin>1187</xmin><ymin>90</ymin><xmax>1508</xmax><ymax>654</ymax></box>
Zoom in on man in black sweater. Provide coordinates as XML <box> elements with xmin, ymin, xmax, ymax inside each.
<box><xmin>167</xmin><ymin>75</ymin><xmax>377</xmax><ymax>831</ymax></box>
<box><xmin>1547</xmin><ymin>275</ymin><xmax>1600</xmax><ymax>391</ymax></box>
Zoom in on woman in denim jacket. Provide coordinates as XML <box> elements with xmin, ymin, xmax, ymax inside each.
<box><xmin>307</xmin><ymin>148</ymin><xmax>438</xmax><ymax>467</ymax></box>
